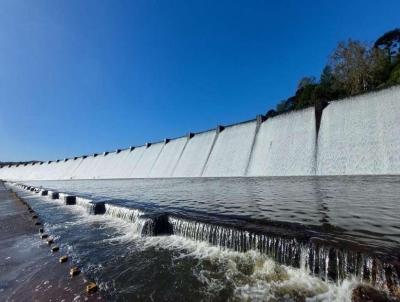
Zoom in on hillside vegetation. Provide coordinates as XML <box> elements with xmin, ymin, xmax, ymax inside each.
<box><xmin>269</xmin><ymin>28</ymin><xmax>400</xmax><ymax>116</ymax></box>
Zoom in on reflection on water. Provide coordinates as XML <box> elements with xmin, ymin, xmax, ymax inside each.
<box><xmin>25</xmin><ymin>175</ymin><xmax>400</xmax><ymax>253</ymax></box>
<box><xmin>14</xmin><ymin>188</ymin><xmax>360</xmax><ymax>301</ymax></box>
<box><xmin>14</xmin><ymin>176</ymin><xmax>400</xmax><ymax>301</ymax></box>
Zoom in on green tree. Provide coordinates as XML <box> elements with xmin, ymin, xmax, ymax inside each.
<box><xmin>387</xmin><ymin>61</ymin><xmax>400</xmax><ymax>85</ymax></box>
<box><xmin>329</xmin><ymin>39</ymin><xmax>390</xmax><ymax>95</ymax></box>
<box><xmin>297</xmin><ymin>76</ymin><xmax>317</xmax><ymax>90</ymax></box>
<box><xmin>374</xmin><ymin>28</ymin><xmax>400</xmax><ymax>58</ymax></box>
<box><xmin>268</xmin><ymin>28</ymin><xmax>400</xmax><ymax>117</ymax></box>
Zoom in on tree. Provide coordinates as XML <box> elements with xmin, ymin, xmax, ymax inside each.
<box><xmin>387</xmin><ymin>61</ymin><xmax>400</xmax><ymax>85</ymax></box>
<box><xmin>374</xmin><ymin>28</ymin><xmax>400</xmax><ymax>58</ymax></box>
<box><xmin>276</xmin><ymin>99</ymin><xmax>293</xmax><ymax>113</ymax></box>
<box><xmin>320</xmin><ymin>66</ymin><xmax>337</xmax><ymax>88</ymax></box>
<box><xmin>297</xmin><ymin>76</ymin><xmax>317</xmax><ymax>90</ymax></box>
<box><xmin>329</xmin><ymin>39</ymin><xmax>390</xmax><ymax>95</ymax></box>
<box><xmin>267</xmin><ymin>29</ymin><xmax>400</xmax><ymax>117</ymax></box>
<box><xmin>318</xmin><ymin>66</ymin><xmax>345</xmax><ymax>100</ymax></box>
<box><xmin>295</xmin><ymin>83</ymin><xmax>318</xmax><ymax>109</ymax></box>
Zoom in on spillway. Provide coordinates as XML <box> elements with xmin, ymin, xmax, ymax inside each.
<box><xmin>247</xmin><ymin>107</ymin><xmax>316</xmax><ymax>176</ymax></box>
<box><xmin>132</xmin><ymin>142</ymin><xmax>164</xmax><ymax>177</ymax></box>
<box><xmin>172</xmin><ymin>130</ymin><xmax>216</xmax><ymax>177</ymax></box>
<box><xmin>317</xmin><ymin>87</ymin><xmax>400</xmax><ymax>175</ymax></box>
<box><xmin>149</xmin><ymin>137</ymin><xmax>187</xmax><ymax>177</ymax></box>
<box><xmin>1</xmin><ymin>86</ymin><xmax>400</xmax><ymax>180</ymax></box>
<box><xmin>122</xmin><ymin>146</ymin><xmax>146</xmax><ymax>178</ymax></box>
<box><xmin>202</xmin><ymin>121</ymin><xmax>257</xmax><ymax>177</ymax></box>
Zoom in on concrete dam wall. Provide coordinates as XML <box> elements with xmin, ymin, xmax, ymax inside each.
<box><xmin>1</xmin><ymin>86</ymin><xmax>400</xmax><ymax>180</ymax></box>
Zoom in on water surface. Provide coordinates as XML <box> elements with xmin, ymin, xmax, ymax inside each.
<box><xmin>25</xmin><ymin>175</ymin><xmax>400</xmax><ymax>255</ymax></box>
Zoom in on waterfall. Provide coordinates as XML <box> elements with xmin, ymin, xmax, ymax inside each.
<box><xmin>202</xmin><ymin>121</ymin><xmax>257</xmax><ymax>177</ymax></box>
<box><xmin>317</xmin><ymin>87</ymin><xmax>400</xmax><ymax>175</ymax></box>
<box><xmin>131</xmin><ymin>142</ymin><xmax>164</xmax><ymax>178</ymax></box>
<box><xmin>10</xmin><ymin>182</ymin><xmax>400</xmax><ymax>296</ymax></box>
<box><xmin>169</xmin><ymin>216</ymin><xmax>399</xmax><ymax>293</ymax></box>
<box><xmin>104</xmin><ymin>204</ymin><xmax>154</xmax><ymax>235</ymax></box>
<box><xmin>73</xmin><ymin>155</ymin><xmax>100</xmax><ymax>179</ymax></box>
<box><xmin>60</xmin><ymin>157</ymin><xmax>84</xmax><ymax>180</ymax></box>
<box><xmin>124</xmin><ymin>146</ymin><xmax>146</xmax><ymax>178</ymax></box>
<box><xmin>2</xmin><ymin>86</ymin><xmax>400</xmax><ymax>179</ymax></box>
<box><xmin>149</xmin><ymin>137</ymin><xmax>188</xmax><ymax>177</ymax></box>
<box><xmin>94</xmin><ymin>150</ymin><xmax>130</xmax><ymax>179</ymax></box>
<box><xmin>75</xmin><ymin>196</ymin><xmax>100</xmax><ymax>214</ymax></box>
<box><xmin>247</xmin><ymin>107</ymin><xmax>316</xmax><ymax>176</ymax></box>
<box><xmin>172</xmin><ymin>130</ymin><xmax>217</xmax><ymax>177</ymax></box>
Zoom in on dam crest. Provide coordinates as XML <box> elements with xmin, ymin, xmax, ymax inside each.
<box><xmin>1</xmin><ymin>86</ymin><xmax>400</xmax><ymax>180</ymax></box>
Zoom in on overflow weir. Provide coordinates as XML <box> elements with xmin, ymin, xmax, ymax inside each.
<box><xmin>1</xmin><ymin>86</ymin><xmax>400</xmax><ymax>180</ymax></box>
<box><xmin>2</xmin><ymin>86</ymin><xmax>400</xmax><ymax>299</ymax></box>
<box><xmin>7</xmin><ymin>182</ymin><xmax>400</xmax><ymax>297</ymax></box>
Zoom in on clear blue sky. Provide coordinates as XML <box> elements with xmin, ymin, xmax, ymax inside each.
<box><xmin>1</xmin><ymin>0</ymin><xmax>399</xmax><ymax>161</ymax></box>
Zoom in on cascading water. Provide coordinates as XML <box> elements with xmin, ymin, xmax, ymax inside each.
<box><xmin>172</xmin><ymin>130</ymin><xmax>216</xmax><ymax>177</ymax></box>
<box><xmin>149</xmin><ymin>137</ymin><xmax>187</xmax><ymax>177</ymax></box>
<box><xmin>104</xmin><ymin>204</ymin><xmax>154</xmax><ymax>236</ymax></box>
<box><xmin>317</xmin><ymin>86</ymin><xmax>400</xmax><ymax>175</ymax></box>
<box><xmin>202</xmin><ymin>121</ymin><xmax>257</xmax><ymax>177</ymax></box>
<box><xmin>169</xmin><ymin>216</ymin><xmax>400</xmax><ymax>295</ymax></box>
<box><xmin>8</xmin><ymin>181</ymin><xmax>400</xmax><ymax>299</ymax></box>
<box><xmin>75</xmin><ymin>196</ymin><xmax>98</xmax><ymax>214</ymax></box>
<box><xmin>94</xmin><ymin>151</ymin><xmax>130</xmax><ymax>179</ymax></box>
<box><xmin>2</xmin><ymin>86</ymin><xmax>400</xmax><ymax>179</ymax></box>
<box><xmin>131</xmin><ymin>142</ymin><xmax>164</xmax><ymax>178</ymax></box>
<box><xmin>247</xmin><ymin>107</ymin><xmax>316</xmax><ymax>176</ymax></box>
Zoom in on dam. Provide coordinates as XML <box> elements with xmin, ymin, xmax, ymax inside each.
<box><xmin>2</xmin><ymin>86</ymin><xmax>400</xmax><ymax>301</ymax></box>
<box><xmin>2</xmin><ymin>86</ymin><xmax>400</xmax><ymax>180</ymax></box>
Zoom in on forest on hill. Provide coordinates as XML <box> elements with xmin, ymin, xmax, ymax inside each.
<box><xmin>269</xmin><ymin>28</ymin><xmax>400</xmax><ymax>116</ymax></box>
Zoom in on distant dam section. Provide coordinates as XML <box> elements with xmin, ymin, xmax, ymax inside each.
<box><xmin>1</xmin><ymin>86</ymin><xmax>400</xmax><ymax>180</ymax></box>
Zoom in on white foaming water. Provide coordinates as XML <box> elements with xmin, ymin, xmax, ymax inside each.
<box><xmin>131</xmin><ymin>143</ymin><xmax>164</xmax><ymax>177</ymax></box>
<box><xmin>92</xmin><ymin>152</ymin><xmax>122</xmax><ymax>179</ymax></box>
<box><xmin>75</xmin><ymin>196</ymin><xmax>97</xmax><ymax>214</ymax></box>
<box><xmin>247</xmin><ymin>108</ymin><xmax>316</xmax><ymax>176</ymax></box>
<box><xmin>122</xmin><ymin>146</ymin><xmax>146</xmax><ymax>178</ymax></box>
<box><xmin>2</xmin><ymin>87</ymin><xmax>400</xmax><ymax>180</ymax></box>
<box><xmin>107</xmin><ymin>150</ymin><xmax>133</xmax><ymax>178</ymax></box>
<box><xmin>317</xmin><ymin>87</ymin><xmax>400</xmax><ymax>175</ymax></box>
<box><xmin>149</xmin><ymin>137</ymin><xmax>188</xmax><ymax>177</ymax></box>
<box><xmin>172</xmin><ymin>130</ymin><xmax>217</xmax><ymax>177</ymax></box>
<box><xmin>59</xmin><ymin>158</ymin><xmax>84</xmax><ymax>180</ymax></box>
<box><xmin>104</xmin><ymin>204</ymin><xmax>150</xmax><ymax>235</ymax></box>
<box><xmin>72</xmin><ymin>155</ymin><xmax>101</xmax><ymax>179</ymax></box>
<box><xmin>9</xmin><ymin>184</ymin><xmax>382</xmax><ymax>301</ymax></box>
<box><xmin>202</xmin><ymin>121</ymin><xmax>257</xmax><ymax>177</ymax></box>
<box><xmin>144</xmin><ymin>235</ymin><xmax>357</xmax><ymax>301</ymax></box>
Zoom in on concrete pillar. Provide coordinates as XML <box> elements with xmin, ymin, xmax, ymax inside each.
<box><xmin>216</xmin><ymin>125</ymin><xmax>225</xmax><ymax>134</ymax></box>
<box><xmin>64</xmin><ymin>195</ymin><xmax>76</xmax><ymax>205</ymax></box>
<box><xmin>256</xmin><ymin>114</ymin><xmax>266</xmax><ymax>126</ymax></box>
<box><xmin>91</xmin><ymin>201</ymin><xmax>105</xmax><ymax>215</ymax></box>
<box><xmin>315</xmin><ymin>100</ymin><xmax>329</xmax><ymax>136</ymax></box>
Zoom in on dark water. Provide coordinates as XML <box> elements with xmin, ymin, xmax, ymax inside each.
<box><xmin>12</xmin><ymin>176</ymin><xmax>400</xmax><ymax>301</ymax></box>
<box><xmin>24</xmin><ymin>176</ymin><xmax>400</xmax><ymax>251</ymax></box>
